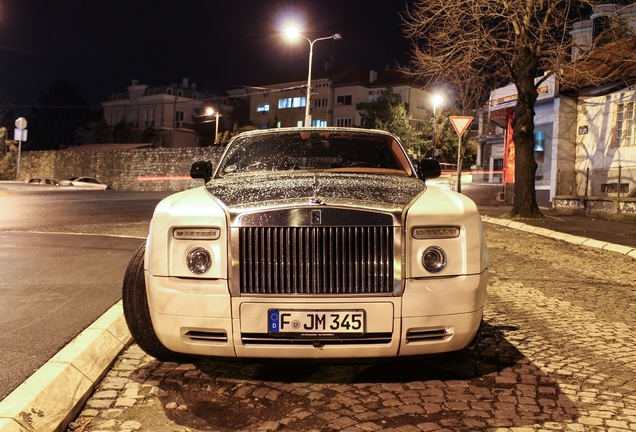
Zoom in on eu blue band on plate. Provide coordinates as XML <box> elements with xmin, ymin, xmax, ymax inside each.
<box><xmin>268</xmin><ymin>310</ymin><xmax>280</xmax><ymax>333</ymax></box>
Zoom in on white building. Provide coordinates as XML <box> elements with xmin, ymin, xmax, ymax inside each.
<box><xmin>572</xmin><ymin>66</ymin><xmax>636</xmax><ymax>198</ymax></box>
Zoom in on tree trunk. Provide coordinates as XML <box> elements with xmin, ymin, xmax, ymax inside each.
<box><xmin>510</xmin><ymin>54</ymin><xmax>543</xmax><ymax>218</ymax></box>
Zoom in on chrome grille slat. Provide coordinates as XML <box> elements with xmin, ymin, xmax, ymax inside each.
<box><xmin>239</xmin><ymin>226</ymin><xmax>394</xmax><ymax>295</ymax></box>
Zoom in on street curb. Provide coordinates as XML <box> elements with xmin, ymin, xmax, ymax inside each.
<box><xmin>0</xmin><ymin>302</ymin><xmax>131</xmax><ymax>432</ymax></box>
<box><xmin>482</xmin><ymin>216</ymin><xmax>636</xmax><ymax>259</ymax></box>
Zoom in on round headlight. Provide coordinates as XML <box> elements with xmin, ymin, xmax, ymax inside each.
<box><xmin>186</xmin><ymin>247</ymin><xmax>212</xmax><ymax>274</ymax></box>
<box><xmin>422</xmin><ymin>246</ymin><xmax>447</xmax><ymax>273</ymax></box>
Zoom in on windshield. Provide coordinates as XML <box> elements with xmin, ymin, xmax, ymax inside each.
<box><xmin>216</xmin><ymin>130</ymin><xmax>413</xmax><ymax>178</ymax></box>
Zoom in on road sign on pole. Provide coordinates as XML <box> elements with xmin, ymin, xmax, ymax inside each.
<box><xmin>14</xmin><ymin>117</ymin><xmax>27</xmax><ymax>180</ymax></box>
<box><xmin>15</xmin><ymin>117</ymin><xmax>28</xmax><ymax>130</ymax></box>
<box><xmin>448</xmin><ymin>116</ymin><xmax>473</xmax><ymax>193</ymax></box>
<box><xmin>449</xmin><ymin>116</ymin><xmax>473</xmax><ymax>137</ymax></box>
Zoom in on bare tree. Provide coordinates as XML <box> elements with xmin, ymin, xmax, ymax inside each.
<box><xmin>401</xmin><ymin>0</ymin><xmax>596</xmax><ymax>218</ymax></box>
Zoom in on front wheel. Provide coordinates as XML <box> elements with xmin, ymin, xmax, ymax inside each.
<box><xmin>122</xmin><ymin>242</ymin><xmax>194</xmax><ymax>362</ymax></box>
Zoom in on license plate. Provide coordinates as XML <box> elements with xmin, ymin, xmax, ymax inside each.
<box><xmin>268</xmin><ymin>309</ymin><xmax>365</xmax><ymax>336</ymax></box>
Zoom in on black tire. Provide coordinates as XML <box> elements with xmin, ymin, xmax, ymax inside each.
<box><xmin>122</xmin><ymin>242</ymin><xmax>195</xmax><ymax>362</ymax></box>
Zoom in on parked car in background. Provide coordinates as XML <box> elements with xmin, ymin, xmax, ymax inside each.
<box><xmin>27</xmin><ymin>178</ymin><xmax>59</xmax><ymax>186</ymax></box>
<box><xmin>123</xmin><ymin>127</ymin><xmax>488</xmax><ymax>361</ymax></box>
<box><xmin>59</xmin><ymin>177</ymin><xmax>108</xmax><ymax>190</ymax></box>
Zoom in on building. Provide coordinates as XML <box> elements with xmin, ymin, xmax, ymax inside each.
<box><xmin>247</xmin><ymin>67</ymin><xmax>432</xmax><ymax>130</ymax></box>
<box><xmin>567</xmin><ymin>3</ymin><xmax>636</xmax><ymax>201</ymax></box>
<box><xmin>488</xmin><ymin>74</ymin><xmax>571</xmax><ymax>206</ymax></box>
<box><xmin>101</xmin><ymin>78</ymin><xmax>204</xmax><ymax>148</ymax></box>
<box><xmin>565</xmin><ymin>38</ymin><xmax>636</xmax><ymax>202</ymax></box>
<box><xmin>486</xmin><ymin>3</ymin><xmax>636</xmax><ymax>208</ymax></box>
<box><xmin>570</xmin><ymin>3</ymin><xmax>636</xmax><ymax>60</ymax></box>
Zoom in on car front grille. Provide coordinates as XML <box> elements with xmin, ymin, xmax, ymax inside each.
<box><xmin>239</xmin><ymin>226</ymin><xmax>394</xmax><ymax>295</ymax></box>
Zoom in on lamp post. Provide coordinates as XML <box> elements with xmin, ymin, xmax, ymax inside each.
<box><xmin>205</xmin><ymin>107</ymin><xmax>220</xmax><ymax>143</ymax></box>
<box><xmin>431</xmin><ymin>94</ymin><xmax>443</xmax><ymax>157</ymax></box>
<box><xmin>284</xmin><ymin>27</ymin><xmax>341</xmax><ymax>127</ymax></box>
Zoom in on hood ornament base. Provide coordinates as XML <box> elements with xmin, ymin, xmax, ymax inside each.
<box><xmin>310</xmin><ymin>173</ymin><xmax>325</xmax><ymax>205</ymax></box>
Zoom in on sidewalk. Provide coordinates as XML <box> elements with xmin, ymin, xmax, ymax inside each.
<box><xmin>479</xmin><ymin>203</ymin><xmax>636</xmax><ymax>250</ymax></box>
<box><xmin>462</xmin><ymin>184</ymin><xmax>635</xmax><ymax>249</ymax></box>
<box><xmin>0</xmin><ymin>197</ymin><xmax>634</xmax><ymax>432</ymax></box>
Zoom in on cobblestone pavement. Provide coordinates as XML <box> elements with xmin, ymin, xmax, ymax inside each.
<box><xmin>68</xmin><ymin>223</ymin><xmax>636</xmax><ymax>432</ymax></box>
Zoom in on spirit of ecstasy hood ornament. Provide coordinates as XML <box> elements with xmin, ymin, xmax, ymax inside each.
<box><xmin>309</xmin><ymin>172</ymin><xmax>325</xmax><ymax>205</ymax></box>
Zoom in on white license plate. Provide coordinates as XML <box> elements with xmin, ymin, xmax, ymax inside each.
<box><xmin>268</xmin><ymin>309</ymin><xmax>365</xmax><ymax>336</ymax></box>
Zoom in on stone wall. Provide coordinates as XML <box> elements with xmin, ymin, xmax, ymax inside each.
<box><xmin>20</xmin><ymin>147</ymin><xmax>225</xmax><ymax>191</ymax></box>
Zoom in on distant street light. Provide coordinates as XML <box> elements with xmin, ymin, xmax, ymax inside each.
<box><xmin>205</xmin><ymin>107</ymin><xmax>220</xmax><ymax>143</ymax></box>
<box><xmin>283</xmin><ymin>26</ymin><xmax>341</xmax><ymax>127</ymax></box>
<box><xmin>431</xmin><ymin>94</ymin><xmax>443</xmax><ymax>157</ymax></box>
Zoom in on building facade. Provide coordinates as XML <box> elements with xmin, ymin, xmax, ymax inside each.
<box><xmin>488</xmin><ymin>75</ymin><xmax>574</xmax><ymax>206</ymax></box>
<box><xmin>101</xmin><ymin>78</ymin><xmax>204</xmax><ymax>148</ymax></box>
<box><xmin>574</xmin><ymin>83</ymin><xmax>636</xmax><ymax>198</ymax></box>
<box><xmin>569</xmin><ymin>3</ymin><xmax>636</xmax><ymax>199</ymax></box>
<box><xmin>247</xmin><ymin>67</ymin><xmax>432</xmax><ymax>130</ymax></box>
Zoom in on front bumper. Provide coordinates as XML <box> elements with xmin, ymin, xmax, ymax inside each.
<box><xmin>145</xmin><ymin>271</ymin><xmax>487</xmax><ymax>359</ymax></box>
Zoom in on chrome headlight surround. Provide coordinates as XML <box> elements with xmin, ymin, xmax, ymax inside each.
<box><xmin>186</xmin><ymin>247</ymin><xmax>213</xmax><ymax>274</ymax></box>
<box><xmin>421</xmin><ymin>246</ymin><xmax>447</xmax><ymax>273</ymax></box>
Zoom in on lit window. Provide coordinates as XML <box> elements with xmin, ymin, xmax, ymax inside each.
<box><xmin>312</xmin><ymin>119</ymin><xmax>327</xmax><ymax>127</ymax></box>
<box><xmin>278</xmin><ymin>97</ymin><xmax>306</xmax><ymax>109</ymax></box>
<box><xmin>257</xmin><ymin>104</ymin><xmax>270</xmax><ymax>112</ymax></box>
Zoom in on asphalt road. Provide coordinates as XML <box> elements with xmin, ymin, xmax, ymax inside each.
<box><xmin>0</xmin><ymin>190</ymin><xmax>169</xmax><ymax>400</ymax></box>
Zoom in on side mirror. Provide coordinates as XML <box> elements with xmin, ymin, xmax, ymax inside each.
<box><xmin>415</xmin><ymin>158</ymin><xmax>441</xmax><ymax>180</ymax></box>
<box><xmin>190</xmin><ymin>160</ymin><xmax>213</xmax><ymax>183</ymax></box>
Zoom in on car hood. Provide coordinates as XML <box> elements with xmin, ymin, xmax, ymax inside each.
<box><xmin>205</xmin><ymin>172</ymin><xmax>426</xmax><ymax>212</ymax></box>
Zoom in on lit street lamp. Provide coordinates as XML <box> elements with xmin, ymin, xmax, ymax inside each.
<box><xmin>283</xmin><ymin>26</ymin><xmax>341</xmax><ymax>127</ymax></box>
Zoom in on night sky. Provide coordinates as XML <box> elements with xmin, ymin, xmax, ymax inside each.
<box><xmin>0</xmin><ymin>0</ymin><xmax>413</xmax><ymax>108</ymax></box>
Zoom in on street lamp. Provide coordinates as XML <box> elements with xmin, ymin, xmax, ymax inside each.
<box><xmin>205</xmin><ymin>107</ymin><xmax>220</xmax><ymax>144</ymax></box>
<box><xmin>283</xmin><ymin>26</ymin><xmax>341</xmax><ymax>127</ymax></box>
<box><xmin>431</xmin><ymin>94</ymin><xmax>443</xmax><ymax>157</ymax></box>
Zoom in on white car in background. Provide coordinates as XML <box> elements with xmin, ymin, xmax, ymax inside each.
<box><xmin>59</xmin><ymin>176</ymin><xmax>108</xmax><ymax>190</ymax></box>
<box><xmin>123</xmin><ymin>127</ymin><xmax>488</xmax><ymax>361</ymax></box>
<box><xmin>27</xmin><ymin>178</ymin><xmax>59</xmax><ymax>186</ymax></box>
